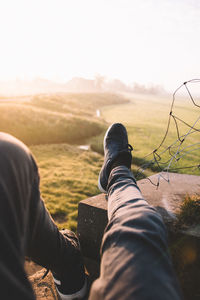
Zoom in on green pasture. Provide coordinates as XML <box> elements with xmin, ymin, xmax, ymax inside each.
<box><xmin>0</xmin><ymin>93</ymin><xmax>125</xmax><ymax>230</ymax></box>
<box><xmin>0</xmin><ymin>103</ymin><xmax>104</xmax><ymax>145</ymax></box>
<box><xmin>31</xmin><ymin>143</ymin><xmax>103</xmax><ymax>231</ymax></box>
<box><xmin>92</xmin><ymin>94</ymin><xmax>200</xmax><ymax>176</ymax></box>
<box><xmin>29</xmin><ymin>93</ymin><xmax>128</xmax><ymax>118</ymax></box>
<box><xmin>0</xmin><ymin>92</ymin><xmax>199</xmax><ymax>230</ymax></box>
<box><xmin>0</xmin><ymin>93</ymin><xmax>127</xmax><ymax>146</ymax></box>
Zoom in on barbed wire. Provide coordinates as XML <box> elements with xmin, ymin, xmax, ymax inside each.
<box><xmin>135</xmin><ymin>79</ymin><xmax>200</xmax><ymax>187</ymax></box>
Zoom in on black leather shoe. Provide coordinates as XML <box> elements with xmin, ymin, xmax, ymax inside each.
<box><xmin>98</xmin><ymin>123</ymin><xmax>133</xmax><ymax>193</ymax></box>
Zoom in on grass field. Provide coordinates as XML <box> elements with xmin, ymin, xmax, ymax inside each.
<box><xmin>0</xmin><ymin>93</ymin><xmax>127</xmax><ymax>146</ymax></box>
<box><xmin>30</xmin><ymin>143</ymin><xmax>103</xmax><ymax>231</ymax></box>
<box><xmin>0</xmin><ymin>92</ymin><xmax>199</xmax><ymax>230</ymax></box>
<box><xmin>92</xmin><ymin>93</ymin><xmax>200</xmax><ymax>177</ymax></box>
<box><xmin>0</xmin><ymin>93</ymin><xmax>126</xmax><ymax>230</ymax></box>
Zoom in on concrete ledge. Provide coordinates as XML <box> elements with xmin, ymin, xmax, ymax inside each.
<box><xmin>138</xmin><ymin>173</ymin><xmax>200</xmax><ymax>224</ymax></box>
<box><xmin>78</xmin><ymin>173</ymin><xmax>200</xmax><ymax>260</ymax></box>
<box><xmin>77</xmin><ymin>193</ymin><xmax>108</xmax><ymax>261</ymax></box>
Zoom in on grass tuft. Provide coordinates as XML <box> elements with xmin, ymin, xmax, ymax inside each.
<box><xmin>177</xmin><ymin>195</ymin><xmax>200</xmax><ymax>227</ymax></box>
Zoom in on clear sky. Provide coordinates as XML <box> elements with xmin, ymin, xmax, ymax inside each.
<box><xmin>0</xmin><ymin>0</ymin><xmax>199</xmax><ymax>92</ymax></box>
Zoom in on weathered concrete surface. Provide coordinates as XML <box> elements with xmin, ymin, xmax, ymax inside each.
<box><xmin>78</xmin><ymin>173</ymin><xmax>200</xmax><ymax>260</ymax></box>
<box><xmin>77</xmin><ymin>194</ymin><xmax>108</xmax><ymax>261</ymax></box>
<box><xmin>138</xmin><ymin>173</ymin><xmax>200</xmax><ymax>223</ymax></box>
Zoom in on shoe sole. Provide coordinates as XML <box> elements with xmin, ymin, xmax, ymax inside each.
<box><xmin>98</xmin><ymin>123</ymin><xmax>116</xmax><ymax>194</ymax></box>
<box><xmin>53</xmin><ymin>276</ymin><xmax>87</xmax><ymax>300</ymax></box>
<box><xmin>98</xmin><ymin>174</ymin><xmax>107</xmax><ymax>193</ymax></box>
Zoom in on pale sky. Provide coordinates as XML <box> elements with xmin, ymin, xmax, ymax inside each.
<box><xmin>0</xmin><ymin>0</ymin><xmax>200</xmax><ymax>92</ymax></box>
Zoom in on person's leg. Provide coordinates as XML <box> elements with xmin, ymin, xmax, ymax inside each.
<box><xmin>89</xmin><ymin>123</ymin><xmax>182</xmax><ymax>300</ymax></box>
<box><xmin>0</xmin><ymin>133</ymin><xmax>86</xmax><ymax>299</ymax></box>
<box><xmin>26</xmin><ymin>160</ymin><xmax>86</xmax><ymax>298</ymax></box>
<box><xmin>0</xmin><ymin>133</ymin><xmax>37</xmax><ymax>299</ymax></box>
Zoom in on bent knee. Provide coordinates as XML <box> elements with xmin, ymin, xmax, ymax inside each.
<box><xmin>0</xmin><ymin>132</ymin><xmax>36</xmax><ymax>174</ymax></box>
<box><xmin>0</xmin><ymin>132</ymin><xmax>31</xmax><ymax>158</ymax></box>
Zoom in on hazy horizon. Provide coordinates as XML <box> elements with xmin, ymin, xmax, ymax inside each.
<box><xmin>0</xmin><ymin>76</ymin><xmax>168</xmax><ymax>97</ymax></box>
<box><xmin>0</xmin><ymin>0</ymin><xmax>200</xmax><ymax>93</ymax></box>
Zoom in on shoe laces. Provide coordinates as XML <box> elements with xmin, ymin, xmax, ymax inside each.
<box><xmin>41</xmin><ymin>269</ymin><xmax>49</xmax><ymax>279</ymax></box>
<box><xmin>127</xmin><ymin>144</ymin><xmax>133</xmax><ymax>152</ymax></box>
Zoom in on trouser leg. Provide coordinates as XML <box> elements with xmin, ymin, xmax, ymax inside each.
<box><xmin>26</xmin><ymin>169</ymin><xmax>85</xmax><ymax>293</ymax></box>
<box><xmin>0</xmin><ymin>133</ymin><xmax>84</xmax><ymax>299</ymax></box>
<box><xmin>0</xmin><ymin>133</ymin><xmax>37</xmax><ymax>299</ymax></box>
<box><xmin>90</xmin><ymin>166</ymin><xmax>182</xmax><ymax>300</ymax></box>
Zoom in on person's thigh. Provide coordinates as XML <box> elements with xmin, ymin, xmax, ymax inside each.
<box><xmin>0</xmin><ymin>132</ymin><xmax>36</xmax><ymax>299</ymax></box>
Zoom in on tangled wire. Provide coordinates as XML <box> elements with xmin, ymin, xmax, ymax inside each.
<box><xmin>135</xmin><ymin>79</ymin><xmax>200</xmax><ymax>187</ymax></box>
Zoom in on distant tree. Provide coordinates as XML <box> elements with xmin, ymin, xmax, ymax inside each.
<box><xmin>132</xmin><ymin>82</ymin><xmax>165</xmax><ymax>95</ymax></box>
<box><xmin>94</xmin><ymin>74</ymin><xmax>105</xmax><ymax>92</ymax></box>
<box><xmin>106</xmin><ymin>79</ymin><xmax>131</xmax><ymax>92</ymax></box>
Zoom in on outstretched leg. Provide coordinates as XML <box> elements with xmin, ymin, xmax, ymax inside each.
<box><xmin>89</xmin><ymin>123</ymin><xmax>182</xmax><ymax>300</ymax></box>
<box><xmin>0</xmin><ymin>133</ymin><xmax>86</xmax><ymax>299</ymax></box>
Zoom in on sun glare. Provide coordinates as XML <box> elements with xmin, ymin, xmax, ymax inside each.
<box><xmin>0</xmin><ymin>0</ymin><xmax>199</xmax><ymax>92</ymax></box>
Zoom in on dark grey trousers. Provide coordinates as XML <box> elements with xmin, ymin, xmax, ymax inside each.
<box><xmin>89</xmin><ymin>166</ymin><xmax>182</xmax><ymax>300</ymax></box>
<box><xmin>0</xmin><ymin>133</ymin><xmax>84</xmax><ymax>299</ymax></box>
